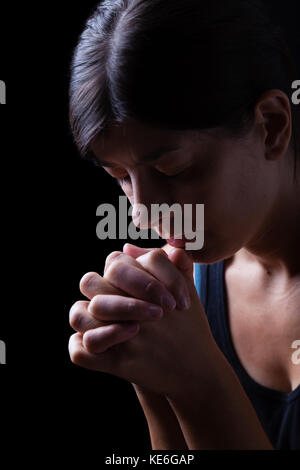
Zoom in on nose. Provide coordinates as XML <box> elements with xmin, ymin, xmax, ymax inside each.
<box><xmin>132</xmin><ymin>205</ymin><xmax>166</xmax><ymax>230</ymax></box>
<box><xmin>130</xmin><ymin>169</ymin><xmax>171</xmax><ymax>230</ymax></box>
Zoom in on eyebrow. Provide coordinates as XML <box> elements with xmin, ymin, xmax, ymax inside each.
<box><xmin>89</xmin><ymin>145</ymin><xmax>181</xmax><ymax>168</ymax></box>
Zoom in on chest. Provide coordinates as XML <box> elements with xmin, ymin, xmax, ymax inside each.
<box><xmin>224</xmin><ymin>262</ymin><xmax>300</xmax><ymax>393</ymax></box>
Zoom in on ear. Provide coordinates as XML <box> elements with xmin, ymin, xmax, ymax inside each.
<box><xmin>254</xmin><ymin>89</ymin><xmax>292</xmax><ymax>161</ymax></box>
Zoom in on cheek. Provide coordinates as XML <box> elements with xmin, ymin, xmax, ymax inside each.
<box><xmin>191</xmin><ymin>157</ymin><xmax>261</xmax><ymax>233</ymax></box>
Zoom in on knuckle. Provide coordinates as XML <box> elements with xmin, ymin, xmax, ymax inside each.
<box><xmin>145</xmin><ymin>279</ymin><xmax>160</xmax><ymax>296</ymax></box>
<box><xmin>88</xmin><ymin>295</ymin><xmax>107</xmax><ymax>320</ymax></box>
<box><xmin>69</xmin><ymin>301</ymin><xmax>85</xmax><ymax>328</ymax></box>
<box><xmin>69</xmin><ymin>300</ymin><xmax>84</xmax><ymax>313</ymax></box>
<box><xmin>69</xmin><ymin>310</ymin><xmax>83</xmax><ymax>331</ymax></box>
<box><xmin>82</xmin><ymin>333</ymin><xmax>93</xmax><ymax>352</ymax></box>
<box><xmin>68</xmin><ymin>337</ymin><xmax>84</xmax><ymax>366</ymax></box>
<box><xmin>79</xmin><ymin>272</ymin><xmax>99</xmax><ymax>293</ymax></box>
<box><xmin>104</xmin><ymin>251</ymin><xmax>124</xmax><ymax>271</ymax></box>
<box><xmin>106</xmin><ymin>251</ymin><xmax>123</xmax><ymax>262</ymax></box>
<box><xmin>89</xmin><ymin>294</ymin><xmax>101</xmax><ymax>311</ymax></box>
<box><xmin>147</xmin><ymin>248</ymin><xmax>165</xmax><ymax>263</ymax></box>
<box><xmin>70</xmin><ymin>348</ymin><xmax>84</xmax><ymax>366</ymax></box>
<box><xmin>105</xmin><ymin>259</ymin><xmax>125</xmax><ymax>280</ymax></box>
<box><xmin>83</xmin><ymin>330</ymin><xmax>102</xmax><ymax>353</ymax></box>
<box><xmin>126</xmin><ymin>299</ymin><xmax>137</xmax><ymax>315</ymax></box>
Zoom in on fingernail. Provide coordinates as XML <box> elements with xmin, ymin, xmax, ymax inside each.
<box><xmin>147</xmin><ymin>305</ymin><xmax>163</xmax><ymax>318</ymax></box>
<box><xmin>161</xmin><ymin>294</ymin><xmax>176</xmax><ymax>312</ymax></box>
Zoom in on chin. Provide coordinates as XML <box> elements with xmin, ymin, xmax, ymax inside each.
<box><xmin>185</xmin><ymin>236</ymin><xmax>237</xmax><ymax>265</ymax></box>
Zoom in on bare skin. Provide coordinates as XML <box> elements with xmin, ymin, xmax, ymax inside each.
<box><xmin>68</xmin><ymin>89</ymin><xmax>300</xmax><ymax>448</ymax></box>
<box><xmin>69</xmin><ymin>244</ymin><xmax>273</xmax><ymax>449</ymax></box>
<box><xmin>224</xmin><ymin>251</ymin><xmax>300</xmax><ymax>393</ymax></box>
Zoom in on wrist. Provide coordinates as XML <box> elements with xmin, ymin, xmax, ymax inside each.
<box><xmin>166</xmin><ymin>340</ymin><xmax>225</xmax><ymax>407</ymax></box>
<box><xmin>165</xmin><ymin>346</ymin><xmax>273</xmax><ymax>450</ymax></box>
<box><xmin>131</xmin><ymin>384</ymin><xmax>188</xmax><ymax>450</ymax></box>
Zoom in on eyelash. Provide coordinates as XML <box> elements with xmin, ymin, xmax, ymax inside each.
<box><xmin>117</xmin><ymin>168</ymin><xmax>187</xmax><ymax>186</ymax></box>
<box><xmin>164</xmin><ymin>168</ymin><xmax>187</xmax><ymax>178</ymax></box>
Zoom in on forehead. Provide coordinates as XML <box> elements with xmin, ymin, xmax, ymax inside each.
<box><xmin>90</xmin><ymin>119</ymin><xmax>199</xmax><ymax>164</ymax></box>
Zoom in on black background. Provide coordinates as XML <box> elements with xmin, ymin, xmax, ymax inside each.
<box><xmin>0</xmin><ymin>0</ymin><xmax>299</xmax><ymax>458</ymax></box>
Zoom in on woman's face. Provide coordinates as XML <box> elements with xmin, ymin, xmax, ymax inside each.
<box><xmin>91</xmin><ymin>118</ymin><xmax>280</xmax><ymax>263</ymax></box>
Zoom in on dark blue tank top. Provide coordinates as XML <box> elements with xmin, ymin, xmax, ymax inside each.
<box><xmin>194</xmin><ymin>260</ymin><xmax>300</xmax><ymax>450</ymax></box>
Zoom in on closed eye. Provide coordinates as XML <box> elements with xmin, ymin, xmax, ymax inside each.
<box><xmin>163</xmin><ymin>168</ymin><xmax>187</xmax><ymax>177</ymax></box>
<box><xmin>116</xmin><ymin>167</ymin><xmax>188</xmax><ymax>186</ymax></box>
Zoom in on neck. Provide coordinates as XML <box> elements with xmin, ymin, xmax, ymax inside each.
<box><xmin>239</xmin><ymin>173</ymin><xmax>300</xmax><ymax>280</ymax></box>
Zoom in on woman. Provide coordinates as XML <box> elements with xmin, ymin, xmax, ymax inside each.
<box><xmin>68</xmin><ymin>0</ymin><xmax>300</xmax><ymax>449</ymax></box>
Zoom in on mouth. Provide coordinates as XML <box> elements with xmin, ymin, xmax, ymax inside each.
<box><xmin>165</xmin><ymin>238</ymin><xmax>187</xmax><ymax>248</ymax></box>
<box><xmin>155</xmin><ymin>220</ymin><xmax>197</xmax><ymax>247</ymax></box>
<box><xmin>151</xmin><ymin>216</ymin><xmax>199</xmax><ymax>248</ymax></box>
<box><xmin>165</xmin><ymin>235</ymin><xmax>197</xmax><ymax>249</ymax></box>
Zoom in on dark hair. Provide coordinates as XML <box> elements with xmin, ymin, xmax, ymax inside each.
<box><xmin>69</xmin><ymin>0</ymin><xmax>300</xmax><ymax>180</ymax></box>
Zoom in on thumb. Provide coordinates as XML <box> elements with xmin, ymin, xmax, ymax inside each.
<box><xmin>123</xmin><ymin>243</ymin><xmax>162</xmax><ymax>258</ymax></box>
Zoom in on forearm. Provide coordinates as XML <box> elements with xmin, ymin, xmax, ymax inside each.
<box><xmin>132</xmin><ymin>384</ymin><xmax>188</xmax><ymax>450</ymax></box>
<box><xmin>131</xmin><ymin>244</ymin><xmax>189</xmax><ymax>450</ymax></box>
<box><xmin>166</xmin><ymin>347</ymin><xmax>274</xmax><ymax>450</ymax></box>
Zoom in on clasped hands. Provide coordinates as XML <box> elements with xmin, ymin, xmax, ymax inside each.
<box><xmin>68</xmin><ymin>243</ymin><xmax>216</xmax><ymax>399</ymax></box>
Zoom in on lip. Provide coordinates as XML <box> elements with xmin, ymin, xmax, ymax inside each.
<box><xmin>166</xmin><ymin>238</ymin><xmax>188</xmax><ymax>248</ymax></box>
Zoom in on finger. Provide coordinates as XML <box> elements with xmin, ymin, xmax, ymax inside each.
<box><xmin>82</xmin><ymin>322</ymin><xmax>140</xmax><ymax>354</ymax></box>
<box><xmin>124</xmin><ymin>243</ymin><xmax>193</xmax><ymax>280</ymax></box>
<box><xmin>104</xmin><ymin>255</ymin><xmax>176</xmax><ymax>312</ymax></box>
<box><xmin>167</xmin><ymin>248</ymin><xmax>194</xmax><ymax>281</ymax></box>
<box><xmin>69</xmin><ymin>300</ymin><xmax>110</xmax><ymax>333</ymax></box>
<box><xmin>135</xmin><ymin>249</ymin><xmax>191</xmax><ymax>310</ymax></box>
<box><xmin>89</xmin><ymin>295</ymin><xmax>163</xmax><ymax>322</ymax></box>
<box><xmin>79</xmin><ymin>271</ymin><xmax>123</xmax><ymax>300</ymax></box>
<box><xmin>124</xmin><ymin>244</ymin><xmax>191</xmax><ymax>309</ymax></box>
<box><xmin>123</xmin><ymin>243</ymin><xmax>176</xmax><ymax>259</ymax></box>
<box><xmin>104</xmin><ymin>250</ymin><xmax>151</xmax><ymax>275</ymax></box>
<box><xmin>123</xmin><ymin>243</ymin><xmax>168</xmax><ymax>258</ymax></box>
<box><xmin>68</xmin><ymin>332</ymin><xmax>118</xmax><ymax>372</ymax></box>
